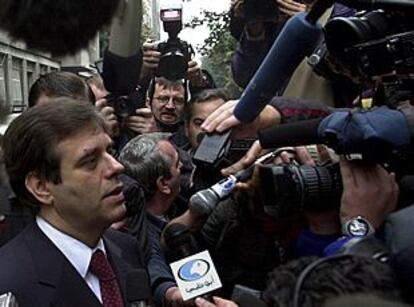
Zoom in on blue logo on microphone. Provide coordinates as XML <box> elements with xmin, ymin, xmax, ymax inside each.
<box><xmin>220</xmin><ymin>178</ymin><xmax>236</xmax><ymax>193</ymax></box>
<box><xmin>178</xmin><ymin>259</ymin><xmax>210</xmax><ymax>281</ymax></box>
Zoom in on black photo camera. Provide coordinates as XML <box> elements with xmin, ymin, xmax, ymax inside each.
<box><xmin>157</xmin><ymin>39</ymin><xmax>193</xmax><ymax>81</ymax></box>
<box><xmin>106</xmin><ymin>86</ymin><xmax>146</xmax><ymax>119</ymax></box>
<box><xmin>156</xmin><ymin>0</ymin><xmax>194</xmax><ymax>81</ymax></box>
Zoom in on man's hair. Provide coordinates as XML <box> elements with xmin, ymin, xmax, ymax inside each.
<box><xmin>184</xmin><ymin>88</ymin><xmax>228</xmax><ymax>122</ymax></box>
<box><xmin>119</xmin><ymin>132</ymin><xmax>173</xmax><ymax>200</ymax></box>
<box><xmin>3</xmin><ymin>98</ymin><xmax>106</xmax><ymax>211</ymax></box>
<box><xmin>28</xmin><ymin>71</ymin><xmax>95</xmax><ymax>107</ymax></box>
<box><xmin>263</xmin><ymin>255</ymin><xmax>402</xmax><ymax>307</ymax></box>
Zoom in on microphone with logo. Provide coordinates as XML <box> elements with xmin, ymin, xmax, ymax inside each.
<box><xmin>189</xmin><ymin>150</ymin><xmax>279</xmax><ymax>216</ymax></box>
<box><xmin>162</xmin><ymin>223</ymin><xmax>222</xmax><ymax>302</ymax></box>
<box><xmin>126</xmin><ymin>269</ymin><xmax>151</xmax><ymax>307</ymax></box>
<box><xmin>163</xmin><ymin>224</ymin><xmax>270</xmax><ymax>307</ymax></box>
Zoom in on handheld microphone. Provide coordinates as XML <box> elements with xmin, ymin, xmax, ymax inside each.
<box><xmin>188</xmin><ymin>176</ymin><xmax>238</xmax><ymax>216</ymax></box>
<box><xmin>189</xmin><ymin>151</ymin><xmax>279</xmax><ymax>215</ymax></box>
<box><xmin>233</xmin><ymin>5</ymin><xmax>327</xmax><ymax>123</ymax></box>
<box><xmin>126</xmin><ymin>269</ymin><xmax>151</xmax><ymax>307</ymax></box>
<box><xmin>162</xmin><ymin>224</ymin><xmax>221</xmax><ymax>302</ymax></box>
<box><xmin>163</xmin><ymin>223</ymin><xmax>198</xmax><ymax>259</ymax></box>
<box><xmin>0</xmin><ymin>0</ymin><xmax>120</xmax><ymax>56</ymax></box>
<box><xmin>259</xmin><ymin>118</ymin><xmax>323</xmax><ymax>149</ymax></box>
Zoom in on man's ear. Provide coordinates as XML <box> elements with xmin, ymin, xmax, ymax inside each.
<box><xmin>156</xmin><ymin>176</ymin><xmax>171</xmax><ymax>195</ymax></box>
<box><xmin>25</xmin><ymin>172</ymin><xmax>54</xmax><ymax>206</ymax></box>
<box><xmin>145</xmin><ymin>96</ymin><xmax>151</xmax><ymax>108</ymax></box>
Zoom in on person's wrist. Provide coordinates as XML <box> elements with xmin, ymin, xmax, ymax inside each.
<box><xmin>258</xmin><ymin>105</ymin><xmax>281</xmax><ymax>129</ymax></box>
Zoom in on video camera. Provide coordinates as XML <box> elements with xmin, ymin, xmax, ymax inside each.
<box><xmin>259</xmin><ymin>162</ymin><xmax>342</xmax><ymax>218</ymax></box>
<box><xmin>310</xmin><ymin>4</ymin><xmax>414</xmax><ymax>106</ymax></box>
<box><xmin>258</xmin><ymin>0</ymin><xmax>414</xmax><ymax>218</ymax></box>
<box><xmin>156</xmin><ymin>0</ymin><xmax>194</xmax><ymax>81</ymax></box>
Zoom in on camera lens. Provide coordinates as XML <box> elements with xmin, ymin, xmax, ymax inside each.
<box><xmin>158</xmin><ymin>51</ymin><xmax>188</xmax><ymax>81</ymax></box>
<box><xmin>325</xmin><ymin>11</ymin><xmax>389</xmax><ymax>61</ymax></box>
<box><xmin>259</xmin><ymin>163</ymin><xmax>342</xmax><ymax>218</ymax></box>
<box><xmin>297</xmin><ymin>164</ymin><xmax>342</xmax><ymax>211</ymax></box>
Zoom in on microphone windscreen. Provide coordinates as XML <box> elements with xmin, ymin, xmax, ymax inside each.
<box><xmin>162</xmin><ymin>223</ymin><xmax>192</xmax><ymax>252</ymax></box>
<box><xmin>259</xmin><ymin>118</ymin><xmax>322</xmax><ymax>149</ymax></box>
<box><xmin>0</xmin><ymin>0</ymin><xmax>120</xmax><ymax>56</ymax></box>
<box><xmin>234</xmin><ymin>13</ymin><xmax>323</xmax><ymax>123</ymax></box>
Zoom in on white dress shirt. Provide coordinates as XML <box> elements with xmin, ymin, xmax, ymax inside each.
<box><xmin>36</xmin><ymin>216</ymin><xmax>105</xmax><ymax>302</ymax></box>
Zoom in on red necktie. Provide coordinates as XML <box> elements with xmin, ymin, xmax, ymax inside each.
<box><xmin>89</xmin><ymin>249</ymin><xmax>125</xmax><ymax>307</ymax></box>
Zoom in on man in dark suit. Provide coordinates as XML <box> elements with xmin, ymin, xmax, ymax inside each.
<box><xmin>0</xmin><ymin>99</ymin><xmax>148</xmax><ymax>307</ymax></box>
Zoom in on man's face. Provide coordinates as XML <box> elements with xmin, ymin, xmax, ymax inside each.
<box><xmin>45</xmin><ymin>128</ymin><xmax>126</xmax><ymax>232</ymax></box>
<box><xmin>186</xmin><ymin>98</ymin><xmax>226</xmax><ymax>150</ymax></box>
<box><xmin>150</xmin><ymin>83</ymin><xmax>185</xmax><ymax>126</ymax></box>
<box><xmin>157</xmin><ymin>140</ymin><xmax>182</xmax><ymax>200</ymax></box>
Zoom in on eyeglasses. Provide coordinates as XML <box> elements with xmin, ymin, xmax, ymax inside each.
<box><xmin>154</xmin><ymin>95</ymin><xmax>185</xmax><ymax>106</ymax></box>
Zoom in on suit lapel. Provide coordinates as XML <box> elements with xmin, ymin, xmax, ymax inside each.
<box><xmin>24</xmin><ymin>224</ymin><xmax>102</xmax><ymax>307</ymax></box>
<box><xmin>49</xmin><ymin>264</ymin><xmax>102</xmax><ymax>307</ymax></box>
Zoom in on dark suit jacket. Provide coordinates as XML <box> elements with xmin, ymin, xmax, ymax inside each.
<box><xmin>0</xmin><ymin>223</ymin><xmax>147</xmax><ymax>307</ymax></box>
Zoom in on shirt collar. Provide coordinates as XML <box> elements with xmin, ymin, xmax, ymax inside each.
<box><xmin>36</xmin><ymin>216</ymin><xmax>106</xmax><ymax>278</ymax></box>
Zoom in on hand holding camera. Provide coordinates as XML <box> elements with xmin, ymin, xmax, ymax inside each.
<box><xmin>187</xmin><ymin>60</ymin><xmax>204</xmax><ymax>88</ymax></box>
<box><xmin>124</xmin><ymin>107</ymin><xmax>158</xmax><ymax>134</ymax></box>
<box><xmin>140</xmin><ymin>41</ymin><xmax>161</xmax><ymax>81</ymax></box>
<box><xmin>277</xmin><ymin>0</ymin><xmax>308</xmax><ymax>17</ymax></box>
<box><xmin>340</xmin><ymin>160</ymin><xmax>399</xmax><ymax>230</ymax></box>
<box><xmin>95</xmin><ymin>97</ymin><xmax>120</xmax><ymax>138</ymax></box>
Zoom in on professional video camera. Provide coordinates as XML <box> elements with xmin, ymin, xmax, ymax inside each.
<box><xmin>105</xmin><ymin>86</ymin><xmax>146</xmax><ymax>119</ymax></box>
<box><xmin>257</xmin><ymin>0</ymin><xmax>414</xmax><ymax>217</ymax></box>
<box><xmin>310</xmin><ymin>5</ymin><xmax>414</xmax><ymax>106</ymax></box>
<box><xmin>259</xmin><ymin>162</ymin><xmax>342</xmax><ymax>218</ymax></box>
<box><xmin>156</xmin><ymin>0</ymin><xmax>194</xmax><ymax>81</ymax></box>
